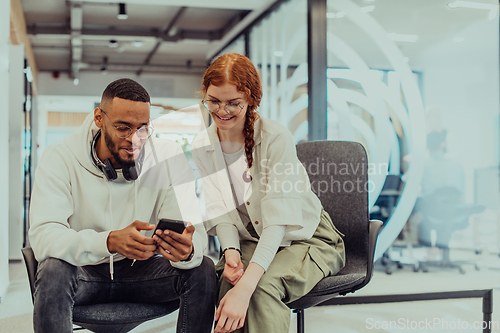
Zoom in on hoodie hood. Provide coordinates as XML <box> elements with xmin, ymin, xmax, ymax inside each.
<box><xmin>64</xmin><ymin>112</ymin><xmax>105</xmax><ymax>178</ymax></box>
<box><xmin>65</xmin><ymin>112</ymin><xmax>150</xmax><ymax>180</ymax></box>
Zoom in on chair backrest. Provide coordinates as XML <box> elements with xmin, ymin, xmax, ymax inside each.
<box><xmin>21</xmin><ymin>247</ymin><xmax>38</xmax><ymax>303</ymax></box>
<box><xmin>382</xmin><ymin>174</ymin><xmax>402</xmax><ymax>192</ymax></box>
<box><xmin>422</xmin><ymin>186</ymin><xmax>462</xmax><ymax>219</ymax></box>
<box><xmin>296</xmin><ymin>141</ymin><xmax>369</xmax><ymax>276</ymax></box>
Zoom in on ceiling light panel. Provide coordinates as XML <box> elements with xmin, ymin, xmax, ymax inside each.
<box><xmin>360</xmin><ymin>5</ymin><xmax>375</xmax><ymax>13</ymax></box>
<box><xmin>386</xmin><ymin>32</ymin><xmax>419</xmax><ymax>43</ymax></box>
<box><xmin>448</xmin><ymin>1</ymin><xmax>497</xmax><ymax>10</ymax></box>
<box><xmin>70</xmin><ymin>4</ymin><xmax>83</xmax><ymax>30</ymax></box>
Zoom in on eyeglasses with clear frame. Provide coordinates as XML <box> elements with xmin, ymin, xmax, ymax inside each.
<box><xmin>202</xmin><ymin>99</ymin><xmax>245</xmax><ymax>116</ymax></box>
<box><xmin>100</xmin><ymin>108</ymin><xmax>154</xmax><ymax>139</ymax></box>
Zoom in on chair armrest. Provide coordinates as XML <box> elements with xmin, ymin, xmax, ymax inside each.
<box><xmin>358</xmin><ymin>219</ymin><xmax>383</xmax><ymax>290</ymax></box>
<box><xmin>21</xmin><ymin>247</ymin><xmax>38</xmax><ymax>303</ymax></box>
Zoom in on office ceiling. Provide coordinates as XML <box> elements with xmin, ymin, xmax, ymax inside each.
<box><xmin>327</xmin><ymin>0</ymin><xmax>498</xmax><ymax>70</ymax></box>
<box><xmin>21</xmin><ymin>0</ymin><xmax>277</xmax><ymax>77</ymax></box>
<box><xmin>21</xmin><ymin>0</ymin><xmax>498</xmax><ymax>77</ymax></box>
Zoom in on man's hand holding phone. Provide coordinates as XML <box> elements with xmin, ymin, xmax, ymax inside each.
<box><xmin>153</xmin><ymin>219</ymin><xmax>195</xmax><ymax>262</ymax></box>
<box><xmin>107</xmin><ymin>220</ymin><xmax>157</xmax><ymax>260</ymax></box>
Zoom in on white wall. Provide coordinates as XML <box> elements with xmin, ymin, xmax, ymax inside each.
<box><xmin>9</xmin><ymin>45</ymin><xmax>25</xmax><ymax>261</ymax></box>
<box><xmin>31</xmin><ymin>96</ymin><xmax>39</xmax><ymax>176</ymax></box>
<box><xmin>36</xmin><ymin>70</ymin><xmax>203</xmax><ymax>159</ymax></box>
<box><xmin>0</xmin><ymin>0</ymin><xmax>11</xmax><ymax>301</ymax></box>
<box><xmin>415</xmin><ymin>19</ymin><xmax>500</xmax><ymax>203</ymax></box>
<box><xmin>38</xmin><ymin>71</ymin><xmax>203</xmax><ymax>99</ymax></box>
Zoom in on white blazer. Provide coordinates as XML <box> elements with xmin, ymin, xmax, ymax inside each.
<box><xmin>192</xmin><ymin>117</ymin><xmax>322</xmax><ymax>247</ymax></box>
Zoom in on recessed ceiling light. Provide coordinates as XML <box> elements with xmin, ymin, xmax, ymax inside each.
<box><xmin>274</xmin><ymin>51</ymin><xmax>284</xmax><ymax>57</ymax></box>
<box><xmin>168</xmin><ymin>27</ymin><xmax>178</xmax><ymax>37</ymax></box>
<box><xmin>133</xmin><ymin>41</ymin><xmax>143</xmax><ymax>47</ymax></box>
<box><xmin>360</xmin><ymin>5</ymin><xmax>375</xmax><ymax>13</ymax></box>
<box><xmin>387</xmin><ymin>33</ymin><xmax>419</xmax><ymax>43</ymax></box>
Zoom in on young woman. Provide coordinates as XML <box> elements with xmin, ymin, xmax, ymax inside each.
<box><xmin>192</xmin><ymin>53</ymin><xmax>345</xmax><ymax>333</ymax></box>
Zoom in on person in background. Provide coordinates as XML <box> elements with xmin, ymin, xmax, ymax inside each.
<box><xmin>192</xmin><ymin>53</ymin><xmax>345</xmax><ymax>333</ymax></box>
<box><xmin>421</xmin><ymin>130</ymin><xmax>465</xmax><ymax>197</ymax></box>
<box><xmin>29</xmin><ymin>78</ymin><xmax>217</xmax><ymax>333</ymax></box>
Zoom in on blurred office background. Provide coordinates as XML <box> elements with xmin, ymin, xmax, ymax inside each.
<box><xmin>1</xmin><ymin>0</ymin><xmax>500</xmax><ymax>332</ymax></box>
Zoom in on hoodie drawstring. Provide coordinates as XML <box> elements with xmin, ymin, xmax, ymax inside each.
<box><xmin>106</xmin><ymin>181</ymin><xmax>116</xmax><ymax>280</ymax></box>
<box><xmin>130</xmin><ymin>181</ymin><xmax>139</xmax><ymax>267</ymax></box>
<box><xmin>134</xmin><ymin>180</ymin><xmax>138</xmax><ymax>221</ymax></box>
<box><xmin>108</xmin><ymin>177</ymin><xmax>139</xmax><ymax>276</ymax></box>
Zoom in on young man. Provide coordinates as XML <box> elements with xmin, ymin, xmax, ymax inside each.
<box><xmin>29</xmin><ymin>78</ymin><xmax>216</xmax><ymax>333</ymax></box>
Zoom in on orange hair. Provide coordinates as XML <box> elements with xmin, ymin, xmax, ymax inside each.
<box><xmin>202</xmin><ymin>53</ymin><xmax>262</xmax><ymax>168</ymax></box>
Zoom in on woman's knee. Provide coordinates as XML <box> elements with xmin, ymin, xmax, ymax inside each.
<box><xmin>252</xmin><ymin>275</ymin><xmax>285</xmax><ymax>301</ymax></box>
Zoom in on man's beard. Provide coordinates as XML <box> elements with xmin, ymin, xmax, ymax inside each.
<box><xmin>103</xmin><ymin>129</ymin><xmax>136</xmax><ymax>168</ymax></box>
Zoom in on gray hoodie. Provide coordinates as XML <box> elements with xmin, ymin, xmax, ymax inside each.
<box><xmin>29</xmin><ymin>112</ymin><xmax>206</xmax><ymax>275</ymax></box>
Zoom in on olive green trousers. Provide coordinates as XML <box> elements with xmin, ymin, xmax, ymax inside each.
<box><xmin>216</xmin><ymin>209</ymin><xmax>345</xmax><ymax>333</ymax></box>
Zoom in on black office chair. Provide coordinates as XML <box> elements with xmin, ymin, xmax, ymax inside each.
<box><xmin>369</xmin><ymin>175</ymin><xmax>419</xmax><ymax>274</ymax></box>
<box><xmin>370</xmin><ymin>175</ymin><xmax>403</xmax><ymax>223</ymax></box>
<box><xmin>21</xmin><ymin>247</ymin><xmax>180</xmax><ymax>333</ymax></box>
<box><xmin>287</xmin><ymin>141</ymin><xmax>383</xmax><ymax>333</ymax></box>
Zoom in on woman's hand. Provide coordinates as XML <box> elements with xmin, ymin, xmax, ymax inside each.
<box><xmin>215</xmin><ymin>262</ymin><xmax>266</xmax><ymax>332</ymax></box>
<box><xmin>222</xmin><ymin>249</ymin><xmax>244</xmax><ymax>285</ymax></box>
<box><xmin>214</xmin><ymin>285</ymin><xmax>252</xmax><ymax>333</ymax></box>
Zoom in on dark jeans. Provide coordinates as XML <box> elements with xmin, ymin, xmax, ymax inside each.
<box><xmin>33</xmin><ymin>255</ymin><xmax>217</xmax><ymax>333</ymax></box>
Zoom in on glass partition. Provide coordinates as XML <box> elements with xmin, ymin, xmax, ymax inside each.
<box><xmin>326</xmin><ymin>0</ymin><xmax>499</xmax><ymax>272</ymax></box>
<box><xmin>211</xmin><ymin>0</ymin><xmax>311</xmax><ymax>141</ymax></box>
<box><xmin>207</xmin><ymin>0</ymin><xmax>500</xmax><ymax>276</ymax></box>
<box><xmin>250</xmin><ymin>0</ymin><xmax>308</xmax><ymax>141</ymax></box>
<box><xmin>214</xmin><ymin>34</ymin><xmax>246</xmax><ymax>58</ymax></box>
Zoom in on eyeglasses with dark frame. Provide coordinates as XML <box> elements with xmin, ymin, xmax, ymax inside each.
<box><xmin>202</xmin><ymin>99</ymin><xmax>245</xmax><ymax>116</ymax></box>
<box><xmin>100</xmin><ymin>108</ymin><xmax>154</xmax><ymax>139</ymax></box>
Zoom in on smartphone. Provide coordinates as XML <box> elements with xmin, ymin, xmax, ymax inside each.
<box><xmin>153</xmin><ymin>219</ymin><xmax>187</xmax><ymax>235</ymax></box>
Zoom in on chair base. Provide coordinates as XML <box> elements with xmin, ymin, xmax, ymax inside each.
<box><xmin>417</xmin><ymin>245</ymin><xmax>481</xmax><ymax>274</ymax></box>
<box><xmin>379</xmin><ymin>250</ymin><xmax>420</xmax><ymax>274</ymax></box>
<box><xmin>293</xmin><ymin>309</ymin><xmax>305</xmax><ymax>333</ymax></box>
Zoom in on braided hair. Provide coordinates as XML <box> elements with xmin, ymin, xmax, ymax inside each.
<box><xmin>202</xmin><ymin>53</ymin><xmax>262</xmax><ymax>168</ymax></box>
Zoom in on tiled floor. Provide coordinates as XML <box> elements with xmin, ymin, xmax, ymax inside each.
<box><xmin>1</xmin><ymin>248</ymin><xmax>500</xmax><ymax>333</ymax></box>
